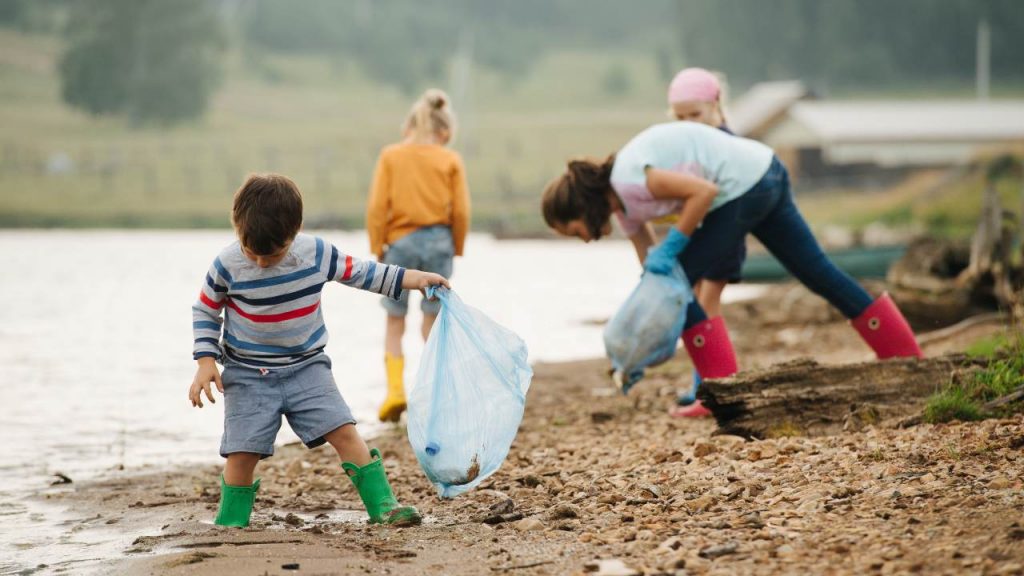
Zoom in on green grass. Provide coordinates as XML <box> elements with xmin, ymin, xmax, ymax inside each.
<box><xmin>965</xmin><ymin>334</ymin><xmax>1010</xmax><ymax>358</ymax></box>
<box><xmin>924</xmin><ymin>334</ymin><xmax>1024</xmax><ymax>424</ymax></box>
<box><xmin>0</xmin><ymin>28</ymin><xmax>669</xmax><ymax>231</ymax></box>
<box><xmin>798</xmin><ymin>156</ymin><xmax>1024</xmax><ymax>240</ymax></box>
<box><xmin>924</xmin><ymin>386</ymin><xmax>986</xmax><ymax>423</ymax></box>
<box><xmin>2</xmin><ymin>26</ymin><xmax>1023</xmax><ymax>234</ymax></box>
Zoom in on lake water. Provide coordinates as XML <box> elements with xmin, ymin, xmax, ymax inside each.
<box><xmin>0</xmin><ymin>230</ymin><xmax>763</xmax><ymax>573</ymax></box>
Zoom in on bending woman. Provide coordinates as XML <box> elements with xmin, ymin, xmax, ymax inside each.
<box><xmin>542</xmin><ymin>121</ymin><xmax>921</xmax><ymax>415</ymax></box>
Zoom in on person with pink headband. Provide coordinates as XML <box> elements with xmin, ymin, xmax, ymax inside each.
<box><xmin>665</xmin><ymin>67</ymin><xmax>740</xmax><ymax>418</ymax></box>
<box><xmin>668</xmin><ymin>67</ymin><xmax>729</xmax><ymax>132</ymax></box>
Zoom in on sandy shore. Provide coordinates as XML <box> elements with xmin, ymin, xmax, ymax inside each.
<box><xmin>36</xmin><ymin>285</ymin><xmax>1024</xmax><ymax>576</ymax></box>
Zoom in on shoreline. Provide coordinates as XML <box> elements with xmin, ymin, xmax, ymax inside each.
<box><xmin>22</xmin><ymin>284</ymin><xmax>1024</xmax><ymax>576</ymax></box>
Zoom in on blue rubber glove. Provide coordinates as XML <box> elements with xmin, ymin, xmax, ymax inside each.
<box><xmin>643</xmin><ymin>228</ymin><xmax>690</xmax><ymax>275</ymax></box>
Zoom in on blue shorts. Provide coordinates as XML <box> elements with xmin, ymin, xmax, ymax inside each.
<box><xmin>381</xmin><ymin>225</ymin><xmax>454</xmax><ymax>317</ymax></box>
<box><xmin>679</xmin><ymin>156</ymin><xmax>872</xmax><ymax>329</ymax></box>
<box><xmin>683</xmin><ymin>188</ymin><xmax>748</xmax><ymax>283</ymax></box>
<box><xmin>701</xmin><ymin>235</ymin><xmax>746</xmax><ymax>283</ymax></box>
<box><xmin>219</xmin><ymin>354</ymin><xmax>355</xmax><ymax>458</ymax></box>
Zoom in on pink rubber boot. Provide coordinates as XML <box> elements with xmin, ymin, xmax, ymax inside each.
<box><xmin>670</xmin><ymin>316</ymin><xmax>739</xmax><ymax>418</ymax></box>
<box><xmin>851</xmin><ymin>293</ymin><xmax>923</xmax><ymax>359</ymax></box>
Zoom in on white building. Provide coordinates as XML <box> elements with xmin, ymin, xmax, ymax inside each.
<box><xmin>729</xmin><ymin>81</ymin><xmax>1024</xmax><ymax>186</ymax></box>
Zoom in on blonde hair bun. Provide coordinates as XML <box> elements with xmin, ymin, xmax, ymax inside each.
<box><xmin>403</xmin><ymin>88</ymin><xmax>456</xmax><ymax>143</ymax></box>
<box><xmin>424</xmin><ymin>89</ymin><xmax>448</xmax><ymax>110</ymax></box>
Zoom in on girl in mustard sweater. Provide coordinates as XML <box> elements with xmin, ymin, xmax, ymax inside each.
<box><xmin>366</xmin><ymin>89</ymin><xmax>471</xmax><ymax>422</ymax></box>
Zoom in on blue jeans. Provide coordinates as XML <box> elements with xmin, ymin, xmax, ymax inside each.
<box><xmin>679</xmin><ymin>157</ymin><xmax>873</xmax><ymax>329</ymax></box>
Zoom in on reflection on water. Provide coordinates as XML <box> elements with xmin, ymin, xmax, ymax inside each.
<box><xmin>0</xmin><ymin>230</ymin><xmax>762</xmax><ymax>572</ymax></box>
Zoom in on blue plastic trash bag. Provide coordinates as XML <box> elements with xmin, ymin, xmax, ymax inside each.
<box><xmin>407</xmin><ymin>287</ymin><xmax>533</xmax><ymax>498</ymax></box>
<box><xmin>603</xmin><ymin>263</ymin><xmax>692</xmax><ymax>394</ymax></box>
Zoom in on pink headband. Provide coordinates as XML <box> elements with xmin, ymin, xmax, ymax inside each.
<box><xmin>667</xmin><ymin>68</ymin><xmax>720</xmax><ymax>104</ymax></box>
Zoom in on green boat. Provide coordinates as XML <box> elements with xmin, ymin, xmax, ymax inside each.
<box><xmin>741</xmin><ymin>244</ymin><xmax>907</xmax><ymax>282</ymax></box>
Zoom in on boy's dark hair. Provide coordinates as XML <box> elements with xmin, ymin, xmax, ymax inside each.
<box><xmin>541</xmin><ymin>155</ymin><xmax>615</xmax><ymax>240</ymax></box>
<box><xmin>232</xmin><ymin>173</ymin><xmax>303</xmax><ymax>255</ymax></box>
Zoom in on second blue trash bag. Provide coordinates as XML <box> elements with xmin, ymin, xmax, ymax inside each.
<box><xmin>604</xmin><ymin>263</ymin><xmax>692</xmax><ymax>394</ymax></box>
<box><xmin>407</xmin><ymin>287</ymin><xmax>533</xmax><ymax>498</ymax></box>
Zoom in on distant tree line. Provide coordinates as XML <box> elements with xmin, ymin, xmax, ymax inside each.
<box><xmin>237</xmin><ymin>0</ymin><xmax>674</xmax><ymax>95</ymax></box>
<box><xmin>58</xmin><ymin>0</ymin><xmax>224</xmax><ymax>125</ymax></box>
<box><xmin>239</xmin><ymin>0</ymin><xmax>1024</xmax><ymax>95</ymax></box>
<box><xmin>2</xmin><ymin>0</ymin><xmax>1022</xmax><ymax>125</ymax></box>
<box><xmin>674</xmin><ymin>0</ymin><xmax>1024</xmax><ymax>90</ymax></box>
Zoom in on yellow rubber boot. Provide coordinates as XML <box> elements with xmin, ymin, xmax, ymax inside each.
<box><xmin>378</xmin><ymin>354</ymin><xmax>406</xmax><ymax>422</ymax></box>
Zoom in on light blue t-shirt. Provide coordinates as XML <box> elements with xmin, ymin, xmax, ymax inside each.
<box><xmin>609</xmin><ymin>121</ymin><xmax>774</xmax><ymax>236</ymax></box>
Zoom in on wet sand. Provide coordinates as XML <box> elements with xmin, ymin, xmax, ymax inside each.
<box><xmin>36</xmin><ymin>285</ymin><xmax>1024</xmax><ymax>576</ymax></box>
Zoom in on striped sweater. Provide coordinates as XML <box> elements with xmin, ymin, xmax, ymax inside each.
<box><xmin>192</xmin><ymin>234</ymin><xmax>405</xmax><ymax>367</ymax></box>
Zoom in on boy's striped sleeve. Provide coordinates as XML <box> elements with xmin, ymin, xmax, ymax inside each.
<box><xmin>191</xmin><ymin>258</ymin><xmax>228</xmax><ymax>360</ymax></box>
<box><xmin>327</xmin><ymin>244</ymin><xmax>405</xmax><ymax>300</ymax></box>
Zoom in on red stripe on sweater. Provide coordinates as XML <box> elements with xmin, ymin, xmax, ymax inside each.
<box><xmin>341</xmin><ymin>255</ymin><xmax>353</xmax><ymax>281</ymax></box>
<box><xmin>199</xmin><ymin>292</ymin><xmax>223</xmax><ymax>310</ymax></box>
<box><xmin>225</xmin><ymin>298</ymin><xmax>320</xmax><ymax>323</ymax></box>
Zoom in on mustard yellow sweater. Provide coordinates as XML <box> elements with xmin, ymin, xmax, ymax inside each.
<box><xmin>366</xmin><ymin>142</ymin><xmax>470</xmax><ymax>259</ymax></box>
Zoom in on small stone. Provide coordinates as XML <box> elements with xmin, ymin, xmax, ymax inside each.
<box><xmin>548</xmin><ymin>503</ymin><xmax>580</xmax><ymax>520</ymax></box>
<box><xmin>699</xmin><ymin>541</ymin><xmax>739</xmax><ymax>559</ymax></box>
<box><xmin>988</xmin><ymin>477</ymin><xmax>1011</xmax><ymax>490</ymax></box>
<box><xmin>741</xmin><ymin>512</ymin><xmax>765</xmax><ymax>529</ymax></box>
<box><xmin>584</xmin><ymin>559</ymin><xmax>640</xmax><ymax>576</ymax></box>
<box><xmin>658</xmin><ymin>536</ymin><xmax>683</xmax><ymax>551</ymax></box>
<box><xmin>489</xmin><ymin>498</ymin><xmax>515</xmax><ymax>515</ymax></box>
<box><xmin>775</xmin><ymin>544</ymin><xmax>796</xmax><ymax>559</ymax></box>
<box><xmin>684</xmin><ymin>494</ymin><xmax>715</xmax><ymax>512</ymax></box>
<box><xmin>521</xmin><ymin>474</ymin><xmax>542</xmax><ymax>488</ymax></box>
<box><xmin>640</xmin><ymin>484</ymin><xmax>664</xmax><ymax>499</ymax></box>
<box><xmin>598</xmin><ymin>493</ymin><xmax>625</xmax><ymax>505</ymax></box>
<box><xmin>514</xmin><ymin>517</ymin><xmax>544</xmax><ymax>532</ymax></box>
<box><xmin>283</xmin><ymin>513</ymin><xmax>304</xmax><ymax>527</ymax></box>
<box><xmin>694</xmin><ymin>443</ymin><xmax>718</xmax><ymax>458</ymax></box>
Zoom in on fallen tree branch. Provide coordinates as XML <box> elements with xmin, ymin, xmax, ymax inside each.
<box><xmin>916</xmin><ymin>312</ymin><xmax>1006</xmax><ymax>347</ymax></box>
<box><xmin>701</xmin><ymin>354</ymin><xmax>987</xmax><ymax>439</ymax></box>
<box><xmin>982</xmin><ymin>385</ymin><xmax>1024</xmax><ymax>410</ymax></box>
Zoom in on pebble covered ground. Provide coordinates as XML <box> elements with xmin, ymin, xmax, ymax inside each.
<box><xmin>51</xmin><ymin>284</ymin><xmax>1024</xmax><ymax>575</ymax></box>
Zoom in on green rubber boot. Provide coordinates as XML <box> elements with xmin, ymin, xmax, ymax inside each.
<box><xmin>342</xmin><ymin>448</ymin><xmax>422</xmax><ymax>527</ymax></box>
<box><xmin>214</xmin><ymin>476</ymin><xmax>260</xmax><ymax>527</ymax></box>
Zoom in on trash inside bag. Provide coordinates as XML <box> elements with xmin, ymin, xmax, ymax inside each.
<box><xmin>407</xmin><ymin>287</ymin><xmax>533</xmax><ymax>498</ymax></box>
<box><xmin>604</xmin><ymin>263</ymin><xmax>692</xmax><ymax>394</ymax></box>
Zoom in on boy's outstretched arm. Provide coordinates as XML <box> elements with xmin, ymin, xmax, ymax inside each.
<box><xmin>330</xmin><ymin>244</ymin><xmax>448</xmax><ymax>299</ymax></box>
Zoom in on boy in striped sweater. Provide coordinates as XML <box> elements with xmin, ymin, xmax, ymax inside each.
<box><xmin>190</xmin><ymin>173</ymin><xmax>448</xmax><ymax>528</ymax></box>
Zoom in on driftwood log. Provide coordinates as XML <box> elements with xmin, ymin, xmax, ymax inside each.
<box><xmin>889</xmin><ymin>157</ymin><xmax>1024</xmax><ymax>328</ymax></box>
<box><xmin>700</xmin><ymin>354</ymin><xmax>987</xmax><ymax>439</ymax></box>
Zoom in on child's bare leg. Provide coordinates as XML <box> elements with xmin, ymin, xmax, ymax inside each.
<box><xmin>697</xmin><ymin>279</ymin><xmax>726</xmax><ymax>318</ymax></box>
<box><xmin>324</xmin><ymin>423</ymin><xmax>372</xmax><ymax>471</ymax></box>
<box><xmin>223</xmin><ymin>452</ymin><xmax>260</xmax><ymax>486</ymax></box>
<box><xmin>385</xmin><ymin>315</ymin><xmax>405</xmax><ymax>357</ymax></box>
<box><xmin>421</xmin><ymin>313</ymin><xmax>437</xmax><ymax>341</ymax></box>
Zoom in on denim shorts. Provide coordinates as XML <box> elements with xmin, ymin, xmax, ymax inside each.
<box><xmin>381</xmin><ymin>225</ymin><xmax>454</xmax><ymax>317</ymax></box>
<box><xmin>219</xmin><ymin>354</ymin><xmax>355</xmax><ymax>458</ymax></box>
